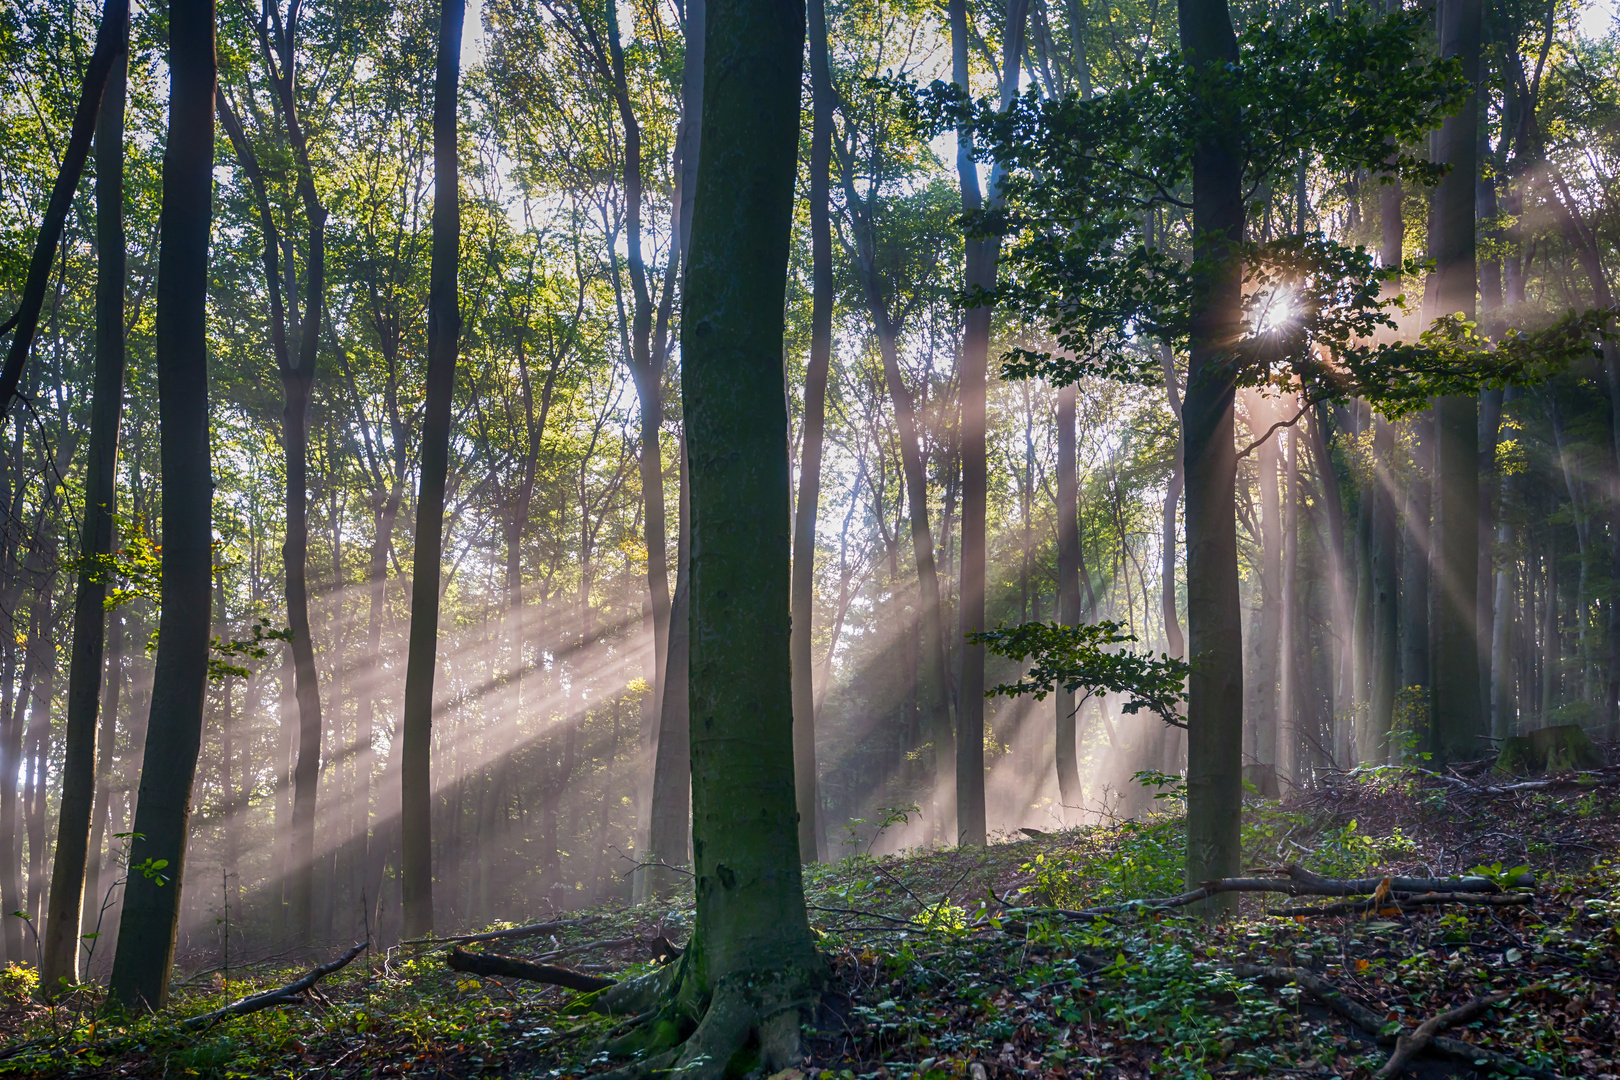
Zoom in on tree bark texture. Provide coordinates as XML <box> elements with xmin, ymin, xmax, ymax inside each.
<box><xmin>108</xmin><ymin>0</ymin><xmax>215</xmax><ymax>1009</ymax></box>
<box><xmin>1055</xmin><ymin>384</ymin><xmax>1082</xmax><ymax>819</ymax></box>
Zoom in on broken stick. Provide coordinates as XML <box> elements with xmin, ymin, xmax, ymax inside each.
<box><xmin>447</xmin><ymin>946</ymin><xmax>617</xmax><ymax>992</ymax></box>
<box><xmin>402</xmin><ymin>915</ymin><xmax>596</xmax><ymax>947</ymax></box>
<box><xmin>182</xmin><ymin>942</ymin><xmax>368</xmax><ymax>1029</ymax></box>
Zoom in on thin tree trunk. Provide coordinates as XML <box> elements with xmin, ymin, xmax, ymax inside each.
<box><xmin>399</xmin><ymin>0</ymin><xmax>464</xmax><ymax>942</ymax></box>
<box><xmin>1055</xmin><ymin>385</ymin><xmax>1082</xmax><ymax>820</ymax></box>
<box><xmin>790</xmin><ymin>0</ymin><xmax>831</xmax><ymax>863</ymax></box>
<box><xmin>108</xmin><ymin>0</ymin><xmax>216</xmax><ymax>1008</ymax></box>
<box><xmin>1254</xmin><ymin>401</ymin><xmax>1283</xmax><ymax>773</ymax></box>
<box><xmin>1279</xmin><ymin>416</ymin><xmax>1300</xmax><ymax>787</ymax></box>
<box><xmin>42</xmin><ymin>15</ymin><xmax>127</xmax><ymax>990</ymax></box>
<box><xmin>1367</xmin><ymin>416</ymin><xmax>1399</xmax><ymax>765</ymax></box>
<box><xmin>643</xmin><ymin>445</ymin><xmax>690</xmax><ymax>898</ymax></box>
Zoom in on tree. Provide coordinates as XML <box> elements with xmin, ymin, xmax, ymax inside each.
<box><xmin>1426</xmin><ymin>0</ymin><xmax>1484</xmax><ymax>762</ymax></box>
<box><xmin>583</xmin><ymin>0</ymin><xmax>819</xmax><ymax>1070</ymax></box>
<box><xmin>792</xmin><ymin>0</ymin><xmax>832</xmax><ymax>863</ymax></box>
<box><xmin>215</xmin><ymin>0</ymin><xmax>332</xmax><ymax>941</ymax></box>
<box><xmin>41</xmin><ymin>0</ymin><xmax>128</xmax><ymax>991</ymax></box>
<box><xmin>108</xmin><ymin>0</ymin><xmax>216</xmax><ymax>1010</ymax></box>
<box><xmin>399</xmin><ymin>0</ymin><xmax>464</xmax><ymax>942</ymax></box>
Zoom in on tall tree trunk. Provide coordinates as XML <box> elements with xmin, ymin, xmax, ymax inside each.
<box><xmin>399</xmin><ymin>0</ymin><xmax>464</xmax><ymax>942</ymax></box>
<box><xmin>1491</xmin><ymin>388</ymin><xmax>1518</xmax><ymax>738</ymax></box>
<box><xmin>1366</xmin><ymin>416</ymin><xmax>1399</xmax><ymax>765</ymax></box>
<box><xmin>42</xmin><ymin>11</ymin><xmax>127</xmax><ymax>991</ymax></box>
<box><xmin>1426</xmin><ymin>0</ymin><xmax>1483</xmax><ymax>762</ymax></box>
<box><xmin>680</xmin><ymin>0</ymin><xmax>818</xmax><ymax>1045</ymax></box>
<box><xmin>1054</xmin><ymin>384</ymin><xmax>1082</xmax><ymax>820</ymax></box>
<box><xmin>83</xmin><ymin>602</ymin><xmax>124</xmax><ymax>946</ymax></box>
<box><xmin>790</xmin><ymin>0</ymin><xmax>831</xmax><ymax>863</ymax></box>
<box><xmin>1177</xmin><ymin>0</ymin><xmax>1244</xmax><ymax>905</ymax></box>
<box><xmin>108</xmin><ymin>0</ymin><xmax>215</xmax><ymax>1008</ymax></box>
<box><xmin>1278</xmin><ymin>417</ymin><xmax>1300</xmax><ymax>787</ymax></box>
<box><xmin>1400</xmin><ymin>415</ymin><xmax>1431</xmax><ymax>701</ymax></box>
<box><xmin>643</xmin><ymin>445</ymin><xmax>690</xmax><ymax>898</ymax></box>
<box><xmin>1253</xmin><ymin>400</ymin><xmax>1282</xmax><ymax>773</ymax></box>
<box><xmin>0</xmin><ymin>618</ymin><xmax>33</xmax><ymax>965</ymax></box>
<box><xmin>949</xmin><ymin>0</ymin><xmax>1028</xmax><ymax>848</ymax></box>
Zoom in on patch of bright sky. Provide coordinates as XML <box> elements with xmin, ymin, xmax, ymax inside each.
<box><xmin>1579</xmin><ymin>0</ymin><xmax>1617</xmax><ymax>39</ymax></box>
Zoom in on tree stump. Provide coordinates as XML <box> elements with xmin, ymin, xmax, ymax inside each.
<box><xmin>1495</xmin><ymin>724</ymin><xmax>1602</xmax><ymax>774</ymax></box>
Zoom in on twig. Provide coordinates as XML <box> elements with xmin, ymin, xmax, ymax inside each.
<box><xmin>181</xmin><ymin>943</ymin><xmax>368</xmax><ymax>1030</ymax></box>
<box><xmin>532</xmin><ymin>936</ymin><xmax>643</xmax><ymax>962</ymax></box>
<box><xmin>446</xmin><ymin>946</ymin><xmax>617</xmax><ymax>992</ymax></box>
<box><xmin>1268</xmin><ymin>892</ymin><xmax>1535</xmax><ymax>917</ymax></box>
<box><xmin>401</xmin><ymin>916</ymin><xmax>595</xmax><ymax>947</ymax></box>
<box><xmin>1374</xmin><ymin>991</ymin><xmax>1510</xmax><ymax>1079</ymax></box>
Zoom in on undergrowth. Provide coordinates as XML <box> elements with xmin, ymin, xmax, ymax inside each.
<box><xmin>0</xmin><ymin>767</ymin><xmax>1616</xmax><ymax>1078</ymax></box>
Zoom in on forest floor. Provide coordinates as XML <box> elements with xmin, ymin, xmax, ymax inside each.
<box><xmin>1</xmin><ymin>760</ymin><xmax>1617</xmax><ymax>1080</ymax></box>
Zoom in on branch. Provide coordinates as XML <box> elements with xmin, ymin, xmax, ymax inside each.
<box><xmin>0</xmin><ymin>0</ymin><xmax>129</xmax><ymax>421</ymax></box>
<box><xmin>447</xmin><ymin>946</ymin><xmax>617</xmax><ymax>992</ymax></box>
<box><xmin>1375</xmin><ymin>992</ymin><xmax>1511</xmax><ymax>1080</ymax></box>
<box><xmin>181</xmin><ymin>943</ymin><xmax>367</xmax><ymax>1029</ymax></box>
<box><xmin>401</xmin><ymin>916</ymin><xmax>597</xmax><ymax>947</ymax></box>
<box><xmin>1235</xmin><ymin>967</ymin><xmax>1550</xmax><ymax>1078</ymax></box>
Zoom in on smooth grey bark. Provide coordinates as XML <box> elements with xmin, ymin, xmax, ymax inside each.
<box><xmin>108</xmin><ymin>0</ymin><xmax>215</xmax><ymax>1009</ymax></box>
<box><xmin>790</xmin><ymin>0</ymin><xmax>831</xmax><ymax>863</ymax></box>
<box><xmin>1253</xmin><ymin>401</ymin><xmax>1282</xmax><ymax>772</ymax></box>
<box><xmin>1490</xmin><ymin>388</ymin><xmax>1518</xmax><ymax>738</ymax></box>
<box><xmin>1278</xmin><ymin>417</ymin><xmax>1299</xmax><ymax>786</ymax></box>
<box><xmin>399</xmin><ymin>0</ymin><xmax>464</xmax><ymax>941</ymax></box>
<box><xmin>1425</xmin><ymin>0</ymin><xmax>1483</xmax><ymax>762</ymax></box>
<box><xmin>643</xmin><ymin>446</ymin><xmax>690</xmax><ymax>899</ymax></box>
<box><xmin>42</xmin><ymin>11</ymin><xmax>127</xmax><ymax>993</ymax></box>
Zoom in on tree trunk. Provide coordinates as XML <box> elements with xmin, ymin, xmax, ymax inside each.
<box><xmin>790</xmin><ymin>0</ymin><xmax>832</xmax><ymax>863</ymax></box>
<box><xmin>108</xmin><ymin>0</ymin><xmax>216</xmax><ymax>1008</ymax></box>
<box><xmin>1366</xmin><ymin>416</ymin><xmax>1399</xmax><ymax>765</ymax></box>
<box><xmin>1425</xmin><ymin>0</ymin><xmax>1483</xmax><ymax>762</ymax></box>
<box><xmin>677</xmin><ymin>0</ymin><xmax>819</xmax><ymax>1052</ymax></box>
<box><xmin>1055</xmin><ymin>384</ymin><xmax>1082</xmax><ymax>820</ymax></box>
<box><xmin>1400</xmin><ymin>414</ymin><xmax>1431</xmax><ymax>701</ymax></box>
<box><xmin>949</xmin><ymin>0</ymin><xmax>1028</xmax><ymax>848</ymax></box>
<box><xmin>1253</xmin><ymin>400</ymin><xmax>1283</xmax><ymax>773</ymax></box>
<box><xmin>399</xmin><ymin>0</ymin><xmax>464</xmax><ymax>942</ymax></box>
<box><xmin>1491</xmin><ymin>388</ymin><xmax>1518</xmax><ymax>738</ymax></box>
<box><xmin>1278</xmin><ymin>416</ymin><xmax>1300</xmax><ymax>787</ymax></box>
<box><xmin>643</xmin><ymin>445</ymin><xmax>690</xmax><ymax>898</ymax></box>
<box><xmin>1177</xmin><ymin>0</ymin><xmax>1245</xmax><ymax>907</ymax></box>
<box><xmin>42</xmin><ymin>13</ymin><xmax>127</xmax><ymax>991</ymax></box>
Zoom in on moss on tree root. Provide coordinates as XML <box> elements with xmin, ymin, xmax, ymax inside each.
<box><xmin>592</xmin><ymin>951</ymin><xmax>821</xmax><ymax>1080</ymax></box>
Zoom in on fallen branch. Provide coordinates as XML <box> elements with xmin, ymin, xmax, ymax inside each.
<box><xmin>402</xmin><ymin>916</ymin><xmax>596</xmax><ymax>947</ymax></box>
<box><xmin>1268</xmin><ymin>891</ymin><xmax>1535</xmax><ymax>918</ymax></box>
<box><xmin>1233</xmin><ymin>965</ymin><xmax>1555</xmax><ymax>1079</ymax></box>
<box><xmin>182</xmin><ymin>943</ymin><xmax>368</xmax><ymax>1029</ymax></box>
<box><xmin>1374</xmin><ymin>991</ymin><xmax>1510</xmax><ymax>1079</ymax></box>
<box><xmin>533</xmin><ymin>936</ymin><xmax>645</xmax><ymax>962</ymax></box>
<box><xmin>997</xmin><ymin>864</ymin><xmax>1512</xmax><ymax>922</ymax></box>
<box><xmin>447</xmin><ymin>946</ymin><xmax>617</xmax><ymax>992</ymax></box>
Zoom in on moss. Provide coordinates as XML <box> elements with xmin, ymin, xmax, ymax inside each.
<box><xmin>1495</xmin><ymin>724</ymin><xmax>1603</xmax><ymax>774</ymax></box>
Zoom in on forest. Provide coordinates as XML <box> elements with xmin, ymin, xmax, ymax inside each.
<box><xmin>0</xmin><ymin>0</ymin><xmax>1617</xmax><ymax>1073</ymax></box>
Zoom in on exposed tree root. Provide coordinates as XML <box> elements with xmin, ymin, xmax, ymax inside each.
<box><xmin>1233</xmin><ymin>965</ymin><xmax>1555</xmax><ymax>1079</ymax></box>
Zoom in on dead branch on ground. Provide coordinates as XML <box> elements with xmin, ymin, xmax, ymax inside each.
<box><xmin>1268</xmin><ymin>891</ymin><xmax>1535</xmax><ymax>917</ymax></box>
<box><xmin>1374</xmin><ymin>991</ymin><xmax>1511</xmax><ymax>1079</ymax></box>
<box><xmin>181</xmin><ymin>943</ymin><xmax>368</xmax><ymax>1029</ymax></box>
<box><xmin>447</xmin><ymin>946</ymin><xmax>617</xmax><ymax>992</ymax></box>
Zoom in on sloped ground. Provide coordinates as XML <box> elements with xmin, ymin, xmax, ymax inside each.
<box><xmin>1</xmin><ymin>762</ymin><xmax>1616</xmax><ymax>1079</ymax></box>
